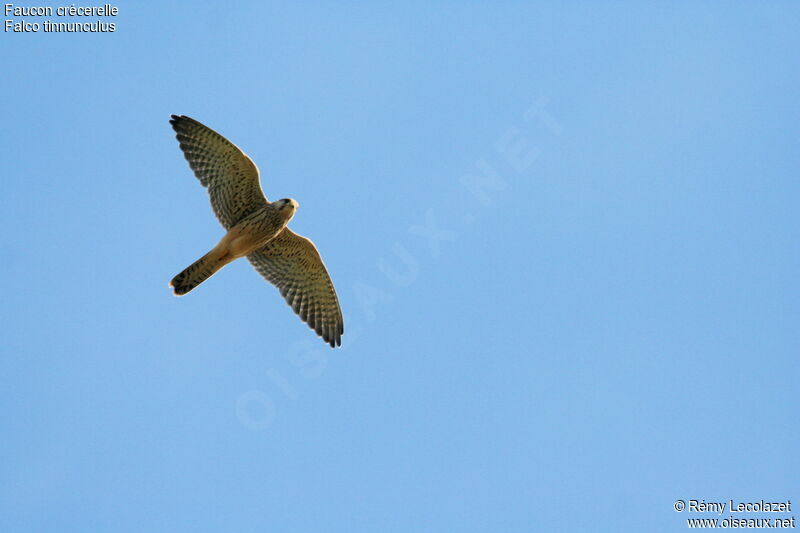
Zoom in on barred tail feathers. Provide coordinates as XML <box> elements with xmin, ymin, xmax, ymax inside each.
<box><xmin>170</xmin><ymin>252</ymin><xmax>227</xmax><ymax>295</ymax></box>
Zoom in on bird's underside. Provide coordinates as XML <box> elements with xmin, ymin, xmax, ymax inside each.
<box><xmin>168</xmin><ymin>115</ymin><xmax>343</xmax><ymax>348</ymax></box>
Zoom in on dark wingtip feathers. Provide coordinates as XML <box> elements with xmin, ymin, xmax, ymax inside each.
<box><xmin>326</xmin><ymin>330</ymin><xmax>342</xmax><ymax>349</ymax></box>
<box><xmin>169</xmin><ymin>114</ymin><xmax>195</xmax><ymax>133</ymax></box>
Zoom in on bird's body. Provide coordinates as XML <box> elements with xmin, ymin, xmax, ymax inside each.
<box><xmin>170</xmin><ymin>200</ymin><xmax>294</xmax><ymax>295</ymax></box>
<box><xmin>168</xmin><ymin>115</ymin><xmax>343</xmax><ymax>347</ymax></box>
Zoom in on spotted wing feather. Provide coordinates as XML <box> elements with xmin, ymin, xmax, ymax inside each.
<box><xmin>248</xmin><ymin>229</ymin><xmax>344</xmax><ymax>347</ymax></box>
<box><xmin>170</xmin><ymin>115</ymin><xmax>267</xmax><ymax>229</ymax></box>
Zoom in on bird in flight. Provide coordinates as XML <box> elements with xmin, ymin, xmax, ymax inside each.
<box><xmin>168</xmin><ymin>115</ymin><xmax>343</xmax><ymax>348</ymax></box>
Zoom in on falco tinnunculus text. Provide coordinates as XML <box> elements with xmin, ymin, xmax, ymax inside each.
<box><xmin>168</xmin><ymin>115</ymin><xmax>343</xmax><ymax>348</ymax></box>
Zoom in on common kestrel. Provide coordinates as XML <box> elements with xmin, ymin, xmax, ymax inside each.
<box><xmin>168</xmin><ymin>115</ymin><xmax>344</xmax><ymax>348</ymax></box>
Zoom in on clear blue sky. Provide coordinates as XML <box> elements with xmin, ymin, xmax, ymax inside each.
<box><xmin>2</xmin><ymin>2</ymin><xmax>798</xmax><ymax>532</ymax></box>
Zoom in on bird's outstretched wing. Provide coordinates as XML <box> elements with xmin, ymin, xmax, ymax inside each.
<box><xmin>170</xmin><ymin>115</ymin><xmax>267</xmax><ymax>229</ymax></box>
<box><xmin>248</xmin><ymin>229</ymin><xmax>344</xmax><ymax>347</ymax></box>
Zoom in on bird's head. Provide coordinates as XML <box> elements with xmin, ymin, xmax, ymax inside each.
<box><xmin>275</xmin><ymin>198</ymin><xmax>299</xmax><ymax>221</ymax></box>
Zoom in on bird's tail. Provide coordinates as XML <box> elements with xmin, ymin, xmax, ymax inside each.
<box><xmin>170</xmin><ymin>251</ymin><xmax>227</xmax><ymax>296</ymax></box>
